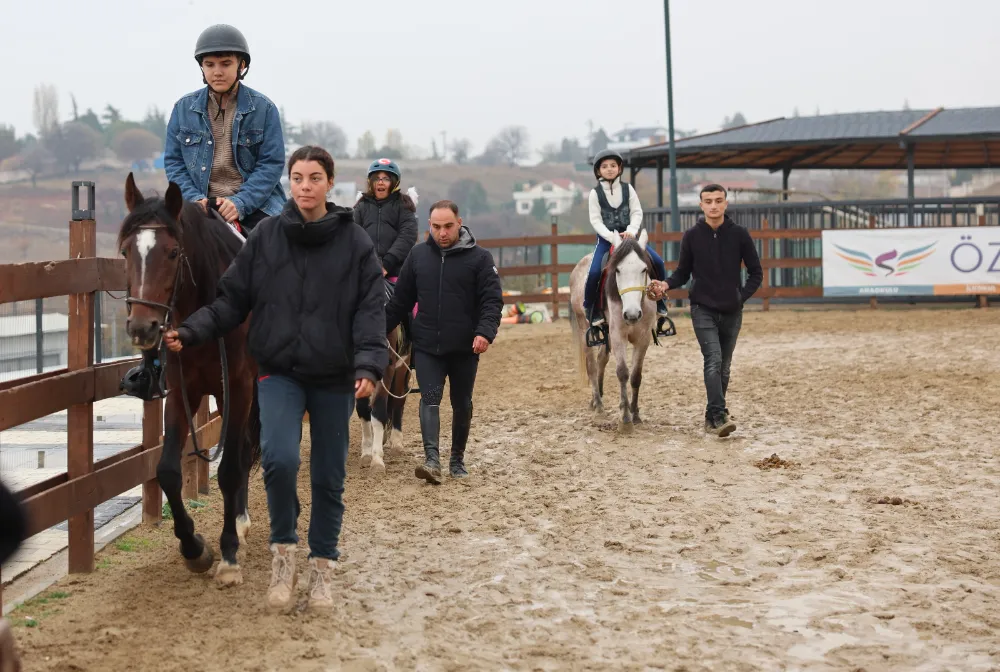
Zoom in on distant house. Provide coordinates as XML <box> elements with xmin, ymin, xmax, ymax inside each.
<box><xmin>0</xmin><ymin>313</ymin><xmax>69</xmax><ymax>377</ymax></box>
<box><xmin>513</xmin><ymin>179</ymin><xmax>583</xmax><ymax>216</ymax></box>
<box><xmin>677</xmin><ymin>180</ymin><xmax>760</xmax><ymax>206</ymax></box>
<box><xmin>607</xmin><ymin>126</ymin><xmax>669</xmax><ymax>153</ymax></box>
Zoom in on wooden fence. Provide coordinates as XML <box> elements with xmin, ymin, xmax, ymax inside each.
<box><xmin>0</xmin><ymin>207</ymin><xmax>218</xmax><ymax>609</ymax></box>
<box><xmin>479</xmin><ymin>213</ymin><xmax>994</xmax><ymax>317</ymax></box>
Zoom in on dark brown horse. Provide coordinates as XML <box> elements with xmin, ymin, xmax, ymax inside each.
<box><xmin>118</xmin><ymin>173</ymin><xmax>260</xmax><ymax>586</ymax></box>
<box><xmin>357</xmin><ymin>318</ymin><xmax>413</xmax><ymax>472</ymax></box>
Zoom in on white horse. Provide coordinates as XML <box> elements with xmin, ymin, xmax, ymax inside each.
<box><xmin>569</xmin><ymin>229</ymin><xmax>656</xmax><ymax>431</ymax></box>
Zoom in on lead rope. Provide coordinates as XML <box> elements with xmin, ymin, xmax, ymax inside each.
<box><xmin>379</xmin><ymin>333</ymin><xmax>417</xmax><ymax>401</ymax></box>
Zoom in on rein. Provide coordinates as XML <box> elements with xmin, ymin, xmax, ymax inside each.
<box><xmin>125</xmin><ymin>224</ymin><xmax>230</xmax><ymax>464</ymax></box>
<box><xmin>380</xmin><ymin>328</ymin><xmax>416</xmax><ymax>400</ymax></box>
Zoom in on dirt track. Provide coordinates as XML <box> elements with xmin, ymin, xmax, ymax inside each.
<box><xmin>10</xmin><ymin>307</ymin><xmax>1000</xmax><ymax>671</ymax></box>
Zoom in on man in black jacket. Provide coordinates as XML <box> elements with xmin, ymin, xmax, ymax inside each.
<box><xmin>649</xmin><ymin>184</ymin><xmax>763</xmax><ymax>437</ymax></box>
<box><xmin>386</xmin><ymin>200</ymin><xmax>503</xmax><ymax>484</ymax></box>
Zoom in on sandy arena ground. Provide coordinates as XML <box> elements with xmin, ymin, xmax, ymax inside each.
<box><xmin>8</xmin><ymin>306</ymin><xmax>1000</xmax><ymax>671</ymax></box>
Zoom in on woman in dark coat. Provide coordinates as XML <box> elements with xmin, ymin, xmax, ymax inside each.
<box><xmin>352</xmin><ymin>158</ymin><xmax>418</xmax><ymax>278</ymax></box>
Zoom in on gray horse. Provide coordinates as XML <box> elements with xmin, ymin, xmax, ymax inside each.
<box><xmin>570</xmin><ymin>230</ymin><xmax>656</xmax><ymax>430</ymax></box>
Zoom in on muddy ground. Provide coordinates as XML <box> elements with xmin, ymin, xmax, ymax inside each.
<box><xmin>9</xmin><ymin>306</ymin><xmax>1000</xmax><ymax>671</ymax></box>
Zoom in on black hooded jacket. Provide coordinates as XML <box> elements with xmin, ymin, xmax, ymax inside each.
<box><xmin>178</xmin><ymin>199</ymin><xmax>387</xmax><ymax>390</ymax></box>
<box><xmin>386</xmin><ymin>226</ymin><xmax>503</xmax><ymax>356</ymax></box>
<box><xmin>665</xmin><ymin>214</ymin><xmax>764</xmax><ymax>313</ymax></box>
<box><xmin>353</xmin><ymin>190</ymin><xmax>418</xmax><ymax>277</ymax></box>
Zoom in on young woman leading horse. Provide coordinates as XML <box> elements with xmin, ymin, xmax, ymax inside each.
<box><xmin>165</xmin><ymin>145</ymin><xmax>387</xmax><ymax>612</ymax></box>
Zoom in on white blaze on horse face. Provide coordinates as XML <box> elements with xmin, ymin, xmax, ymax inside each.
<box><xmin>136</xmin><ymin>229</ymin><xmax>157</xmax><ymax>299</ymax></box>
<box><xmin>618</xmin><ymin>250</ymin><xmax>648</xmax><ymax>319</ymax></box>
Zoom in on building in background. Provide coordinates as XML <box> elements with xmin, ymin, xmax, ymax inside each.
<box><xmin>513</xmin><ymin>179</ymin><xmax>583</xmax><ymax>216</ymax></box>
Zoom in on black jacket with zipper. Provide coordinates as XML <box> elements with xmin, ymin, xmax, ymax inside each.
<box><xmin>665</xmin><ymin>214</ymin><xmax>763</xmax><ymax>313</ymax></box>
<box><xmin>177</xmin><ymin>199</ymin><xmax>387</xmax><ymax>390</ymax></box>
<box><xmin>352</xmin><ymin>190</ymin><xmax>418</xmax><ymax>277</ymax></box>
<box><xmin>385</xmin><ymin>226</ymin><xmax>503</xmax><ymax>356</ymax></box>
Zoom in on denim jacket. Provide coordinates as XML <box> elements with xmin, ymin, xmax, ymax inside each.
<box><xmin>163</xmin><ymin>84</ymin><xmax>286</xmax><ymax>219</ymax></box>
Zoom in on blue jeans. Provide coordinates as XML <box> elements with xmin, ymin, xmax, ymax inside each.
<box><xmin>691</xmin><ymin>304</ymin><xmax>743</xmax><ymax>419</ymax></box>
<box><xmin>257</xmin><ymin>374</ymin><xmax>354</xmax><ymax>560</ymax></box>
<box><xmin>583</xmin><ymin>236</ymin><xmax>668</xmax><ymax>311</ymax></box>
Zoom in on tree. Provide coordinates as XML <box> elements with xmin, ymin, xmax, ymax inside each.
<box><xmin>77</xmin><ymin>108</ymin><xmax>103</xmax><ymax>134</ymax></box>
<box><xmin>49</xmin><ymin>122</ymin><xmax>103</xmax><ymax>173</ymax></box>
<box><xmin>102</xmin><ymin>104</ymin><xmax>123</xmax><ymax>126</ymax></box>
<box><xmin>370</xmin><ymin>145</ymin><xmax>403</xmax><ymax>160</ymax></box>
<box><xmin>490</xmin><ymin>126</ymin><xmax>530</xmax><ymax>166</ymax></box>
<box><xmin>722</xmin><ymin>112</ymin><xmax>747</xmax><ymax>130</ymax></box>
<box><xmin>447</xmin><ymin>179</ymin><xmax>490</xmax><ymax>216</ymax></box>
<box><xmin>450</xmin><ymin>138</ymin><xmax>472</xmax><ymax>164</ymax></box>
<box><xmin>539</xmin><ymin>143</ymin><xmax>560</xmax><ymax>163</ymax></box>
<box><xmin>590</xmin><ymin>127</ymin><xmax>610</xmax><ymax>154</ymax></box>
<box><xmin>530</xmin><ymin>198</ymin><xmax>551</xmax><ymax>221</ymax></box>
<box><xmin>141</xmin><ymin>107</ymin><xmax>167</xmax><ymax>140</ymax></box>
<box><xmin>113</xmin><ymin>128</ymin><xmax>162</xmax><ymax>164</ymax></box>
<box><xmin>430</xmin><ymin>139</ymin><xmax>440</xmax><ymax>160</ymax></box>
<box><xmin>474</xmin><ymin>138</ymin><xmax>507</xmax><ymax>166</ymax></box>
<box><xmin>356</xmin><ymin>131</ymin><xmax>376</xmax><ymax>159</ymax></box>
<box><xmin>103</xmin><ymin>120</ymin><xmax>142</xmax><ymax>148</ymax></box>
<box><xmin>32</xmin><ymin>84</ymin><xmax>59</xmax><ymax>137</ymax></box>
<box><xmin>14</xmin><ymin>144</ymin><xmax>55</xmax><ymax>187</ymax></box>
<box><xmin>792</xmin><ymin>107</ymin><xmax>801</xmax><ymax>118</ymax></box>
<box><xmin>0</xmin><ymin>125</ymin><xmax>17</xmax><ymax>163</ymax></box>
<box><xmin>70</xmin><ymin>93</ymin><xmax>79</xmax><ymax>121</ymax></box>
<box><xmin>296</xmin><ymin>121</ymin><xmax>348</xmax><ymax>157</ymax></box>
<box><xmin>385</xmin><ymin>129</ymin><xmax>403</xmax><ymax>151</ymax></box>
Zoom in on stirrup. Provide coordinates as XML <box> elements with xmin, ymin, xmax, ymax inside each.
<box><xmin>655</xmin><ymin>315</ymin><xmax>677</xmax><ymax>337</ymax></box>
<box><xmin>585</xmin><ymin>323</ymin><xmax>608</xmax><ymax>348</ymax></box>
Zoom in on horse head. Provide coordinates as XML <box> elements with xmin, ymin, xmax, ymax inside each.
<box><xmin>607</xmin><ymin>229</ymin><xmax>652</xmax><ymax>325</ymax></box>
<box><xmin>118</xmin><ymin>173</ymin><xmax>190</xmax><ymax>350</ymax></box>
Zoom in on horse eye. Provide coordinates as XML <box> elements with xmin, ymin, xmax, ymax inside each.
<box><xmin>120</xmin><ymin>248</ymin><xmax>127</xmax><ymax>257</ymax></box>
<box><xmin>169</xmin><ymin>249</ymin><xmax>179</xmax><ymax>260</ymax></box>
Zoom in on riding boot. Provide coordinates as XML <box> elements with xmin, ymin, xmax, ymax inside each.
<box><xmin>656</xmin><ymin>299</ymin><xmax>669</xmax><ymax>317</ymax></box>
<box><xmin>450</xmin><ymin>405</ymin><xmax>473</xmax><ymax>478</ymax></box>
<box><xmin>415</xmin><ymin>401</ymin><xmax>442</xmax><ymax>485</ymax></box>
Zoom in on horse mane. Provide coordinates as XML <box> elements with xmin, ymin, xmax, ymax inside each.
<box><xmin>118</xmin><ymin>196</ymin><xmax>245</xmax><ymax>308</ymax></box>
<box><xmin>604</xmin><ymin>236</ymin><xmax>653</xmax><ymax>301</ymax></box>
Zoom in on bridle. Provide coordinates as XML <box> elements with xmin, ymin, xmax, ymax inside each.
<box><xmin>124</xmin><ymin>224</ymin><xmax>229</xmax><ymax>464</ymax></box>
<box><xmin>608</xmin><ymin>244</ymin><xmax>652</xmax><ymax>299</ymax></box>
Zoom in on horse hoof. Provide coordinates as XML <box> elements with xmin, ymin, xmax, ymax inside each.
<box><xmin>236</xmin><ymin>513</ymin><xmax>251</xmax><ymax>544</ymax></box>
<box><xmin>370</xmin><ymin>457</ymin><xmax>386</xmax><ymax>474</ymax></box>
<box><xmin>215</xmin><ymin>560</ymin><xmax>243</xmax><ymax>587</ymax></box>
<box><xmin>618</xmin><ymin>420</ymin><xmax>634</xmax><ymax>434</ymax></box>
<box><xmin>183</xmin><ymin>535</ymin><xmax>215</xmax><ymax>574</ymax></box>
<box><xmin>360</xmin><ymin>454</ymin><xmax>372</xmax><ymax>468</ymax></box>
<box><xmin>633</xmin><ymin>415</ymin><xmax>643</xmax><ymax>425</ymax></box>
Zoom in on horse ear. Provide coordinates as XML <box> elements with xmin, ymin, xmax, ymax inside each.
<box><xmin>638</xmin><ymin>228</ymin><xmax>649</xmax><ymax>248</ymax></box>
<box><xmin>164</xmin><ymin>182</ymin><xmax>183</xmax><ymax>221</ymax></box>
<box><xmin>124</xmin><ymin>172</ymin><xmax>144</xmax><ymax>213</ymax></box>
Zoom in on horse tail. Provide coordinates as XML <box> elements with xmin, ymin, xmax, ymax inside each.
<box><xmin>246</xmin><ymin>376</ymin><xmax>262</xmax><ymax>473</ymax></box>
<box><xmin>568</xmin><ymin>301</ymin><xmax>588</xmax><ymax>384</ymax></box>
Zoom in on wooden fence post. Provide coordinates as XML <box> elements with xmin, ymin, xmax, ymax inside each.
<box><xmin>868</xmin><ymin>214</ymin><xmax>878</xmax><ymax>310</ymax></box>
<box><xmin>550</xmin><ymin>221</ymin><xmax>559</xmax><ymax>321</ymax></box>
<box><xmin>197</xmin><ymin>399</ymin><xmax>210</xmax><ymax>495</ymax></box>
<box><xmin>760</xmin><ymin>218</ymin><xmax>771</xmax><ymax>311</ymax></box>
<box><xmin>67</xmin><ymin>195</ymin><xmax>96</xmax><ymax>574</ymax></box>
<box><xmin>142</xmin><ymin>398</ymin><xmax>163</xmax><ymax>525</ymax></box>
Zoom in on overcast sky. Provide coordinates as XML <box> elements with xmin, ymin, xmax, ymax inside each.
<box><xmin>2</xmin><ymin>0</ymin><xmax>997</xmax><ymax>157</ymax></box>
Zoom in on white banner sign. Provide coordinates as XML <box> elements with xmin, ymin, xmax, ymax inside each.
<box><xmin>821</xmin><ymin>227</ymin><xmax>1000</xmax><ymax>297</ymax></box>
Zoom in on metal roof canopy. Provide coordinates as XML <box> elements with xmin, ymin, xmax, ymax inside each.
<box><xmin>623</xmin><ymin>106</ymin><xmax>1000</xmax><ymax>173</ymax></box>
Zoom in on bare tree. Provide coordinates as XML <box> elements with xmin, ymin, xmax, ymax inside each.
<box><xmin>0</xmin><ymin>125</ymin><xmax>17</xmax><ymax>163</ymax></box>
<box><xmin>450</xmin><ymin>138</ymin><xmax>472</xmax><ymax>165</ymax></box>
<box><xmin>13</xmin><ymin>144</ymin><xmax>55</xmax><ymax>187</ymax></box>
<box><xmin>356</xmin><ymin>130</ymin><xmax>376</xmax><ymax>159</ymax></box>
<box><xmin>296</xmin><ymin>121</ymin><xmax>349</xmax><ymax>157</ymax></box>
<box><xmin>32</xmin><ymin>84</ymin><xmax>60</xmax><ymax>137</ymax></box>
<box><xmin>491</xmin><ymin>126</ymin><xmax>530</xmax><ymax>166</ymax></box>
<box><xmin>48</xmin><ymin>122</ymin><xmax>103</xmax><ymax>173</ymax></box>
<box><xmin>113</xmin><ymin>128</ymin><xmax>162</xmax><ymax>164</ymax></box>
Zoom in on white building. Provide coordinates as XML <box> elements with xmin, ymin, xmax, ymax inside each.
<box><xmin>0</xmin><ymin>313</ymin><xmax>69</xmax><ymax>378</ymax></box>
<box><xmin>607</xmin><ymin>126</ymin><xmax>669</xmax><ymax>153</ymax></box>
<box><xmin>513</xmin><ymin>180</ymin><xmax>583</xmax><ymax>216</ymax></box>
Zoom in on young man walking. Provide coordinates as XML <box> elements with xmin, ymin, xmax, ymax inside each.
<box><xmin>164</xmin><ymin>24</ymin><xmax>286</xmax><ymax>232</ymax></box>
<box><xmin>649</xmin><ymin>184</ymin><xmax>763</xmax><ymax>437</ymax></box>
<box><xmin>385</xmin><ymin>200</ymin><xmax>503</xmax><ymax>483</ymax></box>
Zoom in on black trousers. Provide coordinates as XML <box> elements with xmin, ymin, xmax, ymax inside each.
<box><xmin>414</xmin><ymin>350</ymin><xmax>479</xmax><ymax>413</ymax></box>
<box><xmin>690</xmin><ymin>303</ymin><xmax>743</xmax><ymax>419</ymax></box>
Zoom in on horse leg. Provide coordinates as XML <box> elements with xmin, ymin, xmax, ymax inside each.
<box><xmin>630</xmin><ymin>338</ymin><xmax>650</xmax><ymax>425</ymax></box>
<box><xmin>369</xmin><ymin>387</ymin><xmax>388</xmax><ymax>474</ymax></box>
<box><xmin>611</xmin><ymin>335</ymin><xmax>633</xmax><ymax>431</ymax></box>
<box><xmin>157</xmin><ymin>393</ymin><xmax>214</xmax><ymax>573</ymax></box>
<box><xmin>215</xmin><ymin>379</ymin><xmax>253</xmax><ymax>587</ymax></box>
<box><xmin>357</xmin><ymin>395</ymin><xmax>374</xmax><ymax>467</ymax></box>
<box><xmin>596</xmin><ymin>343</ymin><xmax>610</xmax><ymax>412</ymax></box>
<box><xmin>386</xmin><ymin>366</ymin><xmax>408</xmax><ymax>453</ymax></box>
<box><xmin>586</xmin><ymin>346</ymin><xmax>603</xmax><ymax>412</ymax></box>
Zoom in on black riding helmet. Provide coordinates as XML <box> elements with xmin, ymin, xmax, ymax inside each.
<box><xmin>592</xmin><ymin>148</ymin><xmax>624</xmax><ymax>181</ymax></box>
<box><xmin>195</xmin><ymin>24</ymin><xmax>251</xmax><ymax>86</ymax></box>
